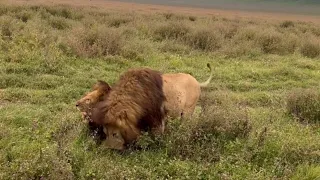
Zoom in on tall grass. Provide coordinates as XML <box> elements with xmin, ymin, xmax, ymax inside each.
<box><xmin>300</xmin><ymin>37</ymin><xmax>320</xmax><ymax>58</ymax></box>
<box><xmin>287</xmin><ymin>88</ymin><xmax>320</xmax><ymax>124</ymax></box>
<box><xmin>65</xmin><ymin>26</ymin><xmax>123</xmax><ymax>58</ymax></box>
<box><xmin>1</xmin><ymin>3</ymin><xmax>319</xmax><ymax>59</ymax></box>
<box><xmin>0</xmin><ymin>3</ymin><xmax>320</xmax><ymax>179</ymax></box>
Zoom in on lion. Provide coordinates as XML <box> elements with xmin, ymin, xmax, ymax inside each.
<box><xmin>75</xmin><ymin>64</ymin><xmax>212</xmax><ymax>149</ymax></box>
<box><xmin>89</xmin><ymin>67</ymin><xmax>166</xmax><ymax>150</ymax></box>
<box><xmin>76</xmin><ymin>63</ymin><xmax>213</xmax><ymax>122</ymax></box>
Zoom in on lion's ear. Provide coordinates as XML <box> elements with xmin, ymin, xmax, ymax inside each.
<box><xmin>93</xmin><ymin>80</ymin><xmax>112</xmax><ymax>95</ymax></box>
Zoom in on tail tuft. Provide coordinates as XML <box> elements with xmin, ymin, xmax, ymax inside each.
<box><xmin>199</xmin><ymin>63</ymin><xmax>213</xmax><ymax>87</ymax></box>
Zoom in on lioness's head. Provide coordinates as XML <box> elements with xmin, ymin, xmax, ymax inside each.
<box><xmin>76</xmin><ymin>80</ymin><xmax>111</xmax><ymax>122</ymax></box>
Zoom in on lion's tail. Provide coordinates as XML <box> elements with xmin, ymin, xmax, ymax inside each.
<box><xmin>199</xmin><ymin>63</ymin><xmax>213</xmax><ymax>88</ymax></box>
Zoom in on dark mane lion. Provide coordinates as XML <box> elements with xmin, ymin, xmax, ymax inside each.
<box><xmin>90</xmin><ymin>67</ymin><xmax>166</xmax><ymax>150</ymax></box>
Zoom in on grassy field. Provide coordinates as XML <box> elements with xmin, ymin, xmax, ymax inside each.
<box><xmin>115</xmin><ymin>0</ymin><xmax>320</xmax><ymax>16</ymax></box>
<box><xmin>0</xmin><ymin>2</ymin><xmax>320</xmax><ymax>179</ymax></box>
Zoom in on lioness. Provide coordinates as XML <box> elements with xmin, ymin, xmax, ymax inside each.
<box><xmin>162</xmin><ymin>63</ymin><xmax>212</xmax><ymax>119</ymax></box>
<box><xmin>76</xmin><ymin>80</ymin><xmax>111</xmax><ymax>123</ymax></box>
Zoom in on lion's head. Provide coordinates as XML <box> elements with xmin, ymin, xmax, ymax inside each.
<box><xmin>76</xmin><ymin>80</ymin><xmax>111</xmax><ymax>122</ymax></box>
<box><xmin>90</xmin><ymin>68</ymin><xmax>166</xmax><ymax>150</ymax></box>
<box><xmin>102</xmin><ymin>125</ymin><xmax>126</xmax><ymax>150</ymax></box>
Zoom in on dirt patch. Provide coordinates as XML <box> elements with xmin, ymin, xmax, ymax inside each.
<box><xmin>2</xmin><ymin>0</ymin><xmax>320</xmax><ymax>24</ymax></box>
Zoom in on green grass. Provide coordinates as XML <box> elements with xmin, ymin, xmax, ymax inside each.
<box><xmin>0</xmin><ymin>3</ymin><xmax>320</xmax><ymax>179</ymax></box>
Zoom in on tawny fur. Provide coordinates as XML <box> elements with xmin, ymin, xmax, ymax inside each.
<box><xmin>75</xmin><ymin>64</ymin><xmax>212</xmax><ymax>148</ymax></box>
<box><xmin>76</xmin><ymin>63</ymin><xmax>212</xmax><ymax>121</ymax></box>
<box><xmin>75</xmin><ymin>80</ymin><xmax>111</xmax><ymax>142</ymax></box>
<box><xmin>162</xmin><ymin>63</ymin><xmax>213</xmax><ymax>119</ymax></box>
<box><xmin>76</xmin><ymin>80</ymin><xmax>111</xmax><ymax>122</ymax></box>
<box><xmin>90</xmin><ymin>68</ymin><xmax>166</xmax><ymax>150</ymax></box>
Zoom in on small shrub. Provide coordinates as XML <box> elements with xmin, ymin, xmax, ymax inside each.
<box><xmin>186</xmin><ymin>28</ymin><xmax>222</xmax><ymax>51</ymax></box>
<box><xmin>45</xmin><ymin>6</ymin><xmax>73</xmax><ymax>19</ymax></box>
<box><xmin>153</xmin><ymin>22</ymin><xmax>190</xmax><ymax>41</ymax></box>
<box><xmin>188</xmin><ymin>16</ymin><xmax>196</xmax><ymax>21</ymax></box>
<box><xmin>300</xmin><ymin>39</ymin><xmax>320</xmax><ymax>58</ymax></box>
<box><xmin>0</xmin><ymin>5</ymin><xmax>8</xmax><ymax>16</ymax></box>
<box><xmin>48</xmin><ymin>16</ymin><xmax>69</xmax><ymax>30</ymax></box>
<box><xmin>198</xmin><ymin>91</ymin><xmax>252</xmax><ymax>139</ymax></box>
<box><xmin>15</xmin><ymin>9</ymin><xmax>33</xmax><ymax>22</ymax></box>
<box><xmin>162</xmin><ymin>13</ymin><xmax>185</xmax><ymax>20</ymax></box>
<box><xmin>214</xmin><ymin>22</ymin><xmax>238</xmax><ymax>39</ymax></box>
<box><xmin>281</xmin><ymin>33</ymin><xmax>299</xmax><ymax>54</ymax></box>
<box><xmin>193</xmin><ymin>105</ymin><xmax>251</xmax><ymax>141</ymax></box>
<box><xmin>160</xmin><ymin>118</ymin><xmax>221</xmax><ymax>162</ymax></box>
<box><xmin>234</xmin><ymin>26</ymin><xmax>259</xmax><ymax>42</ymax></box>
<box><xmin>66</xmin><ymin>26</ymin><xmax>123</xmax><ymax>58</ymax></box>
<box><xmin>42</xmin><ymin>6</ymin><xmax>84</xmax><ymax>20</ymax></box>
<box><xmin>256</xmin><ymin>29</ymin><xmax>283</xmax><ymax>54</ymax></box>
<box><xmin>162</xmin><ymin>91</ymin><xmax>252</xmax><ymax>162</ymax></box>
<box><xmin>108</xmin><ymin>15</ymin><xmax>132</xmax><ymax>28</ymax></box>
<box><xmin>1</xmin><ymin>18</ymin><xmax>13</xmax><ymax>38</ymax></box>
<box><xmin>254</xmin><ymin>29</ymin><xmax>299</xmax><ymax>55</ymax></box>
<box><xmin>287</xmin><ymin>88</ymin><xmax>320</xmax><ymax>124</ymax></box>
<box><xmin>291</xmin><ymin>164</ymin><xmax>320</xmax><ymax>180</ymax></box>
<box><xmin>220</xmin><ymin>40</ymin><xmax>260</xmax><ymax>58</ymax></box>
<box><xmin>120</xmin><ymin>38</ymin><xmax>151</xmax><ymax>61</ymax></box>
<box><xmin>163</xmin><ymin>12</ymin><xmax>173</xmax><ymax>20</ymax></box>
<box><xmin>280</xmin><ymin>20</ymin><xmax>295</xmax><ymax>28</ymax></box>
<box><xmin>310</xmin><ymin>26</ymin><xmax>320</xmax><ymax>37</ymax></box>
<box><xmin>0</xmin><ymin>15</ymin><xmax>24</xmax><ymax>40</ymax></box>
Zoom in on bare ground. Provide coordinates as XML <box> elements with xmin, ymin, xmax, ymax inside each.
<box><xmin>3</xmin><ymin>0</ymin><xmax>320</xmax><ymax>24</ymax></box>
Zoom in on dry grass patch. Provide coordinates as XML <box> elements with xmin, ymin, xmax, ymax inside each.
<box><xmin>287</xmin><ymin>88</ymin><xmax>320</xmax><ymax>124</ymax></box>
<box><xmin>43</xmin><ymin>5</ymin><xmax>84</xmax><ymax>20</ymax></box>
<box><xmin>66</xmin><ymin>26</ymin><xmax>123</xmax><ymax>58</ymax></box>
<box><xmin>300</xmin><ymin>38</ymin><xmax>320</xmax><ymax>58</ymax></box>
<box><xmin>0</xmin><ymin>15</ymin><xmax>24</xmax><ymax>40</ymax></box>
<box><xmin>15</xmin><ymin>9</ymin><xmax>33</xmax><ymax>22</ymax></box>
<box><xmin>106</xmin><ymin>13</ymin><xmax>133</xmax><ymax>28</ymax></box>
<box><xmin>186</xmin><ymin>27</ymin><xmax>223</xmax><ymax>52</ymax></box>
<box><xmin>153</xmin><ymin>21</ymin><xmax>191</xmax><ymax>41</ymax></box>
<box><xmin>256</xmin><ymin>29</ymin><xmax>285</xmax><ymax>54</ymax></box>
<box><xmin>48</xmin><ymin>16</ymin><xmax>70</xmax><ymax>30</ymax></box>
<box><xmin>156</xmin><ymin>91</ymin><xmax>252</xmax><ymax>162</ymax></box>
<box><xmin>280</xmin><ymin>20</ymin><xmax>295</xmax><ymax>28</ymax></box>
<box><xmin>256</xmin><ymin>29</ymin><xmax>299</xmax><ymax>55</ymax></box>
<box><xmin>120</xmin><ymin>38</ymin><xmax>152</xmax><ymax>61</ymax></box>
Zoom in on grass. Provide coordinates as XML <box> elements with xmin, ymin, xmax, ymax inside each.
<box><xmin>287</xmin><ymin>88</ymin><xmax>320</xmax><ymax>124</ymax></box>
<box><xmin>0</xmin><ymin>2</ymin><xmax>320</xmax><ymax>179</ymax></box>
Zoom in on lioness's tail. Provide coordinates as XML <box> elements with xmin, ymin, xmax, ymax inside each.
<box><xmin>199</xmin><ymin>63</ymin><xmax>213</xmax><ymax>87</ymax></box>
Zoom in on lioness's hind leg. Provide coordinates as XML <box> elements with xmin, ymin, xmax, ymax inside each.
<box><xmin>181</xmin><ymin>105</ymin><xmax>196</xmax><ymax>120</ymax></box>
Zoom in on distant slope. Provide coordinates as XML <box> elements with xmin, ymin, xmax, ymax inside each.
<box><xmin>247</xmin><ymin>0</ymin><xmax>320</xmax><ymax>5</ymax></box>
<box><xmin>112</xmin><ymin>0</ymin><xmax>320</xmax><ymax>16</ymax></box>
